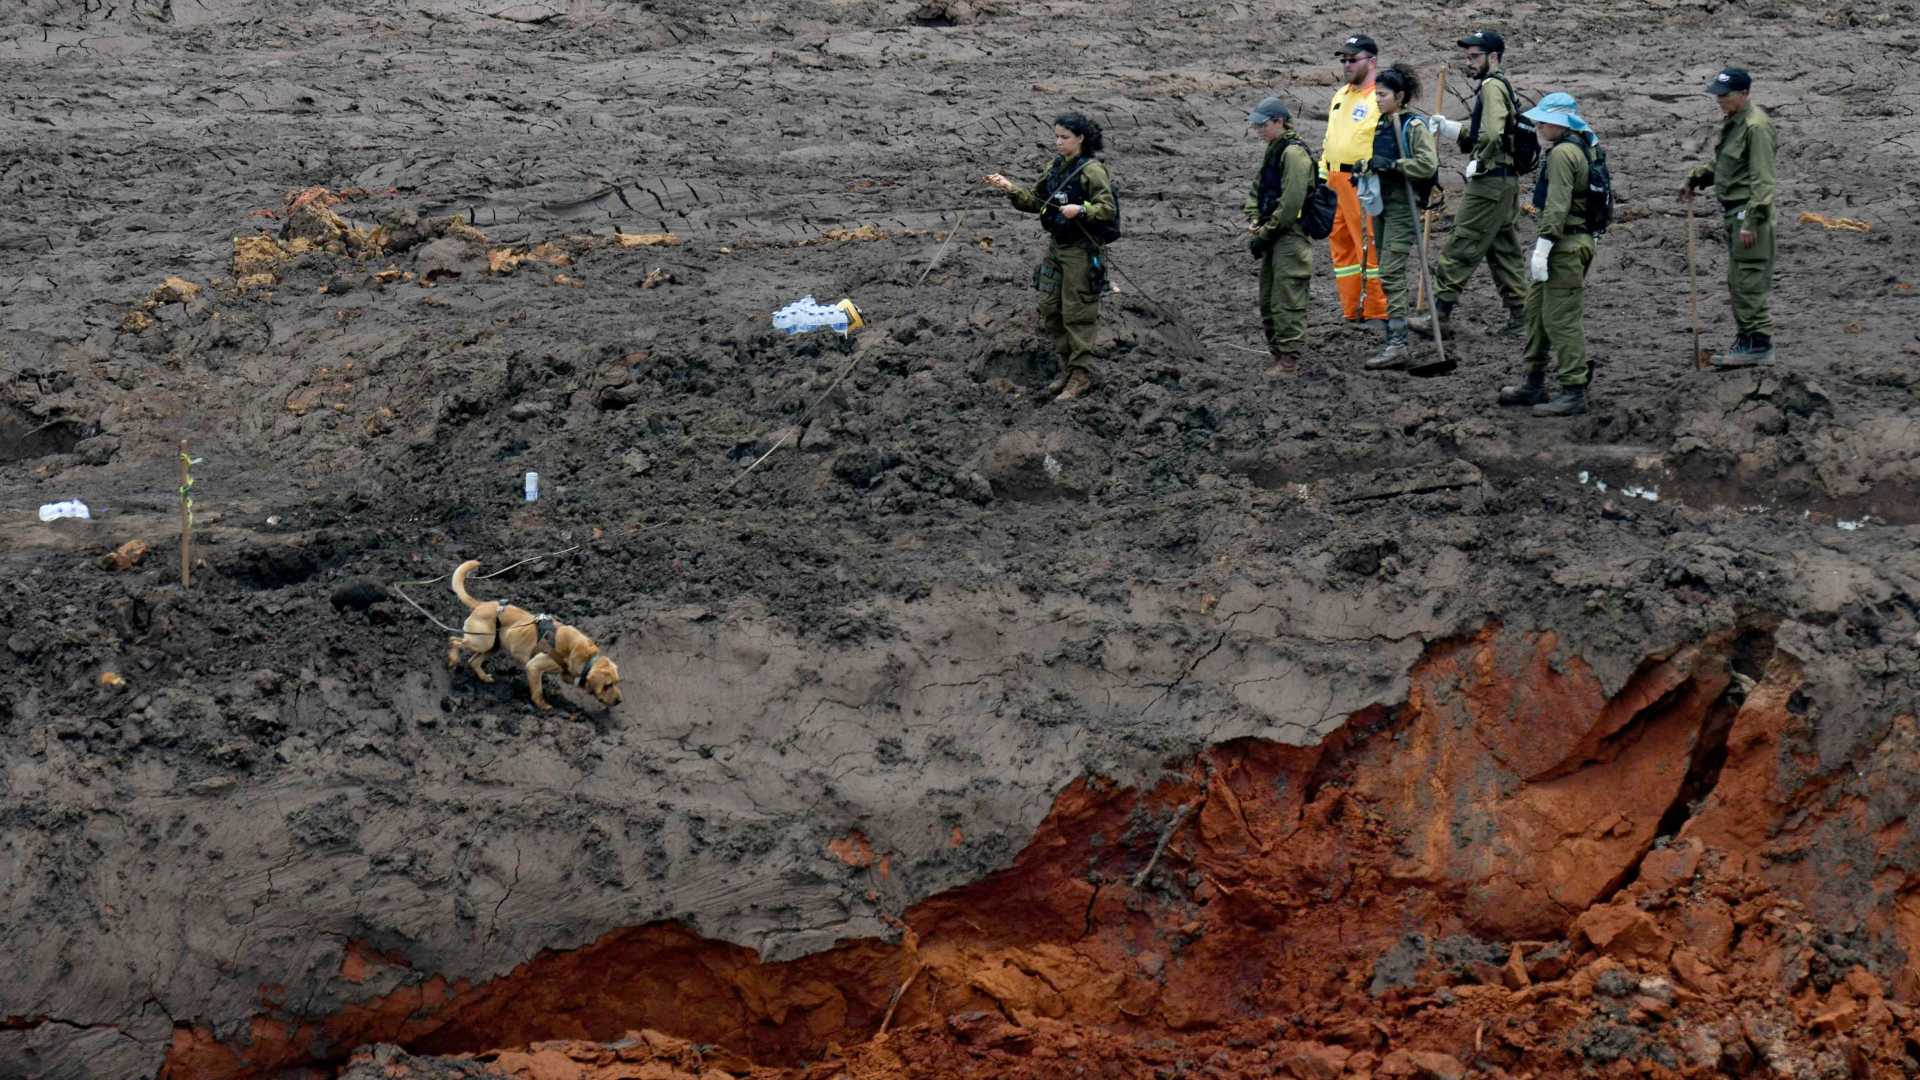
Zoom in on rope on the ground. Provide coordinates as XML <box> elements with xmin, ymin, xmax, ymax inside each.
<box><xmin>390</xmin><ymin>542</ymin><xmax>585</xmax><ymax>635</ymax></box>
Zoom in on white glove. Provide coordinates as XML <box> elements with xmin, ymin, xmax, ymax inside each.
<box><xmin>1431</xmin><ymin>114</ymin><xmax>1463</xmax><ymax>140</ymax></box>
<box><xmin>1463</xmin><ymin>159</ymin><xmax>1482</xmax><ymax>181</ymax></box>
<box><xmin>1529</xmin><ymin>238</ymin><xmax>1552</xmax><ymax>283</ymax></box>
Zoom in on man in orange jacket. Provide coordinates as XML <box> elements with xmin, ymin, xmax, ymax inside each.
<box><xmin>1322</xmin><ymin>33</ymin><xmax>1390</xmax><ymax>333</ymax></box>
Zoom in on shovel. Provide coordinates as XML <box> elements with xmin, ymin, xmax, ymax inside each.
<box><xmin>1394</xmin><ymin>116</ymin><xmax>1453</xmax><ymax>376</ymax></box>
<box><xmin>1685</xmin><ymin>198</ymin><xmax>1712</xmax><ymax>369</ymax></box>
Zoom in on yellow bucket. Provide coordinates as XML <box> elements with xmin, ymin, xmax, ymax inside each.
<box><xmin>835</xmin><ymin>299</ymin><xmax>865</xmax><ymax>333</ymax></box>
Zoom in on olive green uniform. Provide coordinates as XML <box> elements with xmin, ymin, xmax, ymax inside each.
<box><xmin>1370</xmin><ymin>111</ymin><xmax>1440</xmax><ymax>323</ymax></box>
<box><xmin>1431</xmin><ymin>70</ymin><xmax>1527</xmax><ymax>310</ymax></box>
<box><xmin>1686</xmin><ymin>104</ymin><xmax>1777</xmax><ymax>338</ymax></box>
<box><xmin>1243</xmin><ymin>134</ymin><xmax>1314</xmax><ymax>352</ymax></box>
<box><xmin>1524</xmin><ymin>138</ymin><xmax>1595</xmax><ymax>387</ymax></box>
<box><xmin>1009</xmin><ymin>157</ymin><xmax>1116</xmax><ymax>381</ymax></box>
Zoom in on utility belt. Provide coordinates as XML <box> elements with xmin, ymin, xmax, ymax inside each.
<box><xmin>1720</xmin><ymin>199</ymin><xmax>1745</xmax><ymax>212</ymax></box>
<box><xmin>1471</xmin><ymin>166</ymin><xmax>1516</xmax><ymax>179</ymax></box>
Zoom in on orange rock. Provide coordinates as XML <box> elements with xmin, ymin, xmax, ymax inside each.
<box><xmin>1635</xmin><ymin>839</ymin><xmax>1704</xmax><ymax>894</ymax></box>
<box><xmin>103</xmin><ymin>538</ymin><xmax>149</xmax><ymax>571</ymax></box>
<box><xmin>1379</xmin><ymin>1047</ymin><xmax>1466</xmax><ymax>1079</ymax></box>
<box><xmin>1670</xmin><ymin>947</ymin><xmax>1723</xmax><ymax>996</ymax></box>
<box><xmin>1573</xmin><ymin>903</ymin><xmax>1672</xmax><ymax>963</ymax></box>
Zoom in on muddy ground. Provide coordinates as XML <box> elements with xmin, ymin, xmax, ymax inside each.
<box><xmin>3</xmin><ymin>0</ymin><xmax>1920</xmax><ymax>1077</ymax></box>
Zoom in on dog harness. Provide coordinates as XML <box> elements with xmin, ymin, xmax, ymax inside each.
<box><xmin>576</xmin><ymin>652</ymin><xmax>606</xmax><ymax>687</ymax></box>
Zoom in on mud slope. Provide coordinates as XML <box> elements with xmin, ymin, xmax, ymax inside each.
<box><xmin>2</xmin><ymin>0</ymin><xmax>1918</xmax><ymax>1077</ymax></box>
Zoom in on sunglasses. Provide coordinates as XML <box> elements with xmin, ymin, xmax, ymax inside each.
<box><xmin>1337</xmin><ymin>54</ymin><xmax>1373</xmax><ymax>64</ymax></box>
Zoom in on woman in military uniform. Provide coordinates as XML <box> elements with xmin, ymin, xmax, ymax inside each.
<box><xmin>1359</xmin><ymin>63</ymin><xmax>1440</xmax><ymax>371</ymax></box>
<box><xmin>985</xmin><ymin>113</ymin><xmax>1116</xmax><ymax>401</ymax></box>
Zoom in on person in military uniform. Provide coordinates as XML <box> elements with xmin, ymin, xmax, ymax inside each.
<box><xmin>1498</xmin><ymin>93</ymin><xmax>1597</xmax><ymax>416</ymax></box>
<box><xmin>1357</xmin><ymin>63</ymin><xmax>1439</xmax><ymax>370</ymax></box>
<box><xmin>1681</xmin><ymin>67</ymin><xmax>1777</xmax><ymax>367</ymax></box>
<box><xmin>985</xmin><ymin>113</ymin><xmax>1116</xmax><ymax>401</ymax></box>
<box><xmin>1414</xmin><ymin>29</ymin><xmax>1528</xmax><ymax>338</ymax></box>
<box><xmin>1243</xmin><ymin>97</ymin><xmax>1316</xmax><ymax>377</ymax></box>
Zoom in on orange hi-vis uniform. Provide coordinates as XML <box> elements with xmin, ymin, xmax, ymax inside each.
<box><xmin>1322</xmin><ymin>80</ymin><xmax>1388</xmax><ymax>321</ymax></box>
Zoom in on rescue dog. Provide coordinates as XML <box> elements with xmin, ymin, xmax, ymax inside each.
<box><xmin>445</xmin><ymin>559</ymin><xmax>622</xmax><ymax>710</ymax></box>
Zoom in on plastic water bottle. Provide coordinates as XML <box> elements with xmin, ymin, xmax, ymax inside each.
<box><xmin>771</xmin><ymin>296</ymin><xmax>862</xmax><ymax>336</ymax></box>
<box><xmin>524</xmin><ymin>471</ymin><xmax>539</xmax><ymax>502</ymax></box>
<box><xmin>38</xmin><ymin>500</ymin><xmax>90</xmax><ymax>522</ymax></box>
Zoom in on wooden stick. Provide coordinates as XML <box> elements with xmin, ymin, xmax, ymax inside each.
<box><xmin>1397</xmin><ymin>116</ymin><xmax>1449</xmax><ymax>373</ymax></box>
<box><xmin>1685</xmin><ymin>197</ymin><xmax>1705</xmax><ymax>367</ymax></box>
<box><xmin>178</xmin><ymin>440</ymin><xmax>193</xmax><ymax>589</ymax></box>
<box><xmin>1414</xmin><ymin>68</ymin><xmax>1448</xmax><ymax>311</ymax></box>
<box><xmin>876</xmin><ymin>963</ymin><xmax>925</xmax><ymax>1037</ymax></box>
<box><xmin>1131</xmin><ymin>801</ymin><xmax>1198</xmax><ymax>888</ymax></box>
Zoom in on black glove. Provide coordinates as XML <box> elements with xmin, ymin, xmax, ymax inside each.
<box><xmin>1367</xmin><ymin>156</ymin><xmax>1398</xmax><ymax>174</ymax></box>
<box><xmin>1248</xmin><ymin>233</ymin><xmax>1272</xmax><ymax>259</ymax></box>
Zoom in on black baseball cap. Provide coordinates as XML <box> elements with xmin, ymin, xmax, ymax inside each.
<box><xmin>1458</xmin><ymin>30</ymin><xmax>1504</xmax><ymax>54</ymax></box>
<box><xmin>1335</xmin><ymin>34</ymin><xmax>1377</xmax><ymax>57</ymax></box>
<box><xmin>1707</xmin><ymin>67</ymin><xmax>1752</xmax><ymax>95</ymax></box>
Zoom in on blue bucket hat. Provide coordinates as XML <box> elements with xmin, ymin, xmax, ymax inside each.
<box><xmin>1522</xmin><ymin>92</ymin><xmax>1590</xmax><ymax>132</ymax></box>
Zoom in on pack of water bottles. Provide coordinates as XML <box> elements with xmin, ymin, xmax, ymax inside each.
<box><xmin>771</xmin><ymin>296</ymin><xmax>864</xmax><ymax>336</ymax></box>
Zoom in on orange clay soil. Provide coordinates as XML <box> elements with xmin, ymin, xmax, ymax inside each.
<box><xmin>167</xmin><ymin>626</ymin><xmax>1920</xmax><ymax>1078</ymax></box>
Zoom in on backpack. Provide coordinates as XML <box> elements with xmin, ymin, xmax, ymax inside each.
<box><xmin>1459</xmin><ymin>73</ymin><xmax>1540</xmax><ymax>174</ymax></box>
<box><xmin>1041</xmin><ymin>157</ymin><xmax>1121</xmax><ymax>245</ymax></box>
<box><xmin>1581</xmin><ymin>140</ymin><xmax>1614</xmax><ymax>235</ymax></box>
<box><xmin>1300</xmin><ymin>172</ymin><xmax>1337</xmax><ymax>240</ymax></box>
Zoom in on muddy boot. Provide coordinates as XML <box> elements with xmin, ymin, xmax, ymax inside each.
<box><xmin>1266</xmin><ymin>349</ymin><xmax>1299</xmax><ymax>378</ymax></box>
<box><xmin>1364</xmin><ymin>320</ymin><xmax>1410</xmax><ymax>370</ymax></box>
<box><xmin>1408</xmin><ymin>298</ymin><xmax>1454</xmax><ymax>339</ymax></box>
<box><xmin>1055</xmin><ymin>368</ymin><xmax>1094</xmax><ymax>401</ymax></box>
<box><xmin>1041</xmin><ymin>357</ymin><xmax>1070</xmax><ymax>397</ymax></box>
<box><xmin>1498</xmin><ymin>304</ymin><xmax>1527</xmax><ymax>338</ymax></box>
<box><xmin>1497</xmin><ymin>367</ymin><xmax>1548</xmax><ymax>407</ymax></box>
<box><xmin>1531</xmin><ymin>383</ymin><xmax>1587</xmax><ymax>417</ymax></box>
<box><xmin>1715</xmin><ymin>333</ymin><xmax>1773</xmax><ymax>368</ymax></box>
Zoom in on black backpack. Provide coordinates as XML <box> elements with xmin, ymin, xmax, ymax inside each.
<box><xmin>1042</xmin><ymin>157</ymin><xmax>1121</xmax><ymax>245</ymax></box>
<box><xmin>1581</xmin><ymin>140</ymin><xmax>1614</xmax><ymax>235</ymax></box>
<box><xmin>1459</xmin><ymin>73</ymin><xmax>1540</xmax><ymax>174</ymax></box>
<box><xmin>1300</xmin><ymin>171</ymin><xmax>1337</xmax><ymax>240</ymax></box>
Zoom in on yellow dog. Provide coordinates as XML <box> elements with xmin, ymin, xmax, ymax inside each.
<box><xmin>445</xmin><ymin>559</ymin><xmax>622</xmax><ymax>710</ymax></box>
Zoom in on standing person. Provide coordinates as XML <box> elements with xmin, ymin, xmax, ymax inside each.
<box><xmin>1359</xmin><ymin>63</ymin><xmax>1439</xmax><ymax>371</ymax></box>
<box><xmin>1499</xmin><ymin>93</ymin><xmax>1597</xmax><ymax>416</ymax></box>
<box><xmin>1244</xmin><ymin>97</ymin><xmax>1316</xmax><ymax>376</ymax></box>
<box><xmin>1414</xmin><ymin>29</ymin><xmax>1528</xmax><ymax>338</ymax></box>
<box><xmin>1681</xmin><ymin>67</ymin><xmax>1777</xmax><ymax>367</ymax></box>
<box><xmin>984</xmin><ymin>113</ymin><xmax>1117</xmax><ymax>402</ymax></box>
<box><xmin>1322</xmin><ymin>34</ymin><xmax>1390</xmax><ymax>334</ymax></box>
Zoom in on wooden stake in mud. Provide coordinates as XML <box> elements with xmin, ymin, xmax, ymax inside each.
<box><xmin>1414</xmin><ymin>68</ymin><xmax>1448</xmax><ymax>312</ymax></box>
<box><xmin>1685</xmin><ymin>198</ymin><xmax>1709</xmax><ymax>368</ymax></box>
<box><xmin>178</xmin><ymin>441</ymin><xmax>201</xmax><ymax>589</ymax></box>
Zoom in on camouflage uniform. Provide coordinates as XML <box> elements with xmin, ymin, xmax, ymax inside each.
<box><xmin>1009</xmin><ymin>155</ymin><xmax>1117</xmax><ymax>383</ymax></box>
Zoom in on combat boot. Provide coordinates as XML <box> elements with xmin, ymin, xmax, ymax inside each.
<box><xmin>1365</xmin><ymin>319</ymin><xmax>1410</xmax><ymax>370</ymax></box>
<box><xmin>1716</xmin><ymin>333</ymin><xmax>1773</xmax><ymax>368</ymax></box>
<box><xmin>1055</xmin><ymin>369</ymin><xmax>1094</xmax><ymax>401</ymax></box>
<box><xmin>1266</xmin><ymin>349</ymin><xmax>1300</xmax><ymax>378</ymax></box>
<box><xmin>1532</xmin><ymin>384</ymin><xmax>1587</xmax><ymax>417</ymax></box>
<box><xmin>1497</xmin><ymin>367</ymin><xmax>1548</xmax><ymax>406</ymax></box>
<box><xmin>1498</xmin><ymin>304</ymin><xmax>1527</xmax><ymax>338</ymax></box>
<box><xmin>1408</xmin><ymin>298</ymin><xmax>1454</xmax><ymax>338</ymax></box>
<box><xmin>1041</xmin><ymin>356</ymin><xmax>1070</xmax><ymax>397</ymax></box>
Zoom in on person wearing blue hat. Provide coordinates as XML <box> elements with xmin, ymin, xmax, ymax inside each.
<box><xmin>1681</xmin><ymin>67</ymin><xmax>1777</xmax><ymax>367</ymax></box>
<box><xmin>1500</xmin><ymin>93</ymin><xmax>1597</xmax><ymax>416</ymax></box>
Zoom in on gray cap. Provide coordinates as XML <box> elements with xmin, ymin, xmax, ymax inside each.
<box><xmin>1247</xmin><ymin>97</ymin><xmax>1292</xmax><ymax>124</ymax></box>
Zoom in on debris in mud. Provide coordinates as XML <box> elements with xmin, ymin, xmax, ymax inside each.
<box><xmin>1797</xmin><ymin>211</ymin><xmax>1870</xmax><ymax>232</ymax></box>
<box><xmin>101</xmin><ymin>538</ymin><xmax>149</xmax><ymax>570</ymax></box>
<box><xmin>614</xmin><ymin>231</ymin><xmax>681</xmax><ymax>248</ymax></box>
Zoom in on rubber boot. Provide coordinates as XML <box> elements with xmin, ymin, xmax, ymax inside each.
<box><xmin>1497</xmin><ymin>367</ymin><xmax>1548</xmax><ymax>406</ymax></box>
<box><xmin>1055</xmin><ymin>368</ymin><xmax>1094</xmax><ymax>401</ymax></box>
<box><xmin>1408</xmin><ymin>298</ymin><xmax>1454</xmax><ymax>339</ymax></box>
<box><xmin>1365</xmin><ymin>319</ymin><xmax>1410</xmax><ymax>370</ymax></box>
<box><xmin>1498</xmin><ymin>304</ymin><xmax>1527</xmax><ymax>338</ymax></box>
<box><xmin>1531</xmin><ymin>383</ymin><xmax>1588</xmax><ymax>417</ymax></box>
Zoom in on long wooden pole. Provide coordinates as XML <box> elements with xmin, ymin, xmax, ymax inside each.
<box><xmin>1397</xmin><ymin>117</ymin><xmax>1449</xmax><ymax>373</ymax></box>
<box><xmin>1414</xmin><ymin>68</ymin><xmax>1449</xmax><ymax>311</ymax></box>
<box><xmin>1685</xmin><ymin>198</ymin><xmax>1705</xmax><ymax>367</ymax></box>
<box><xmin>179</xmin><ymin>440</ymin><xmax>193</xmax><ymax>589</ymax></box>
